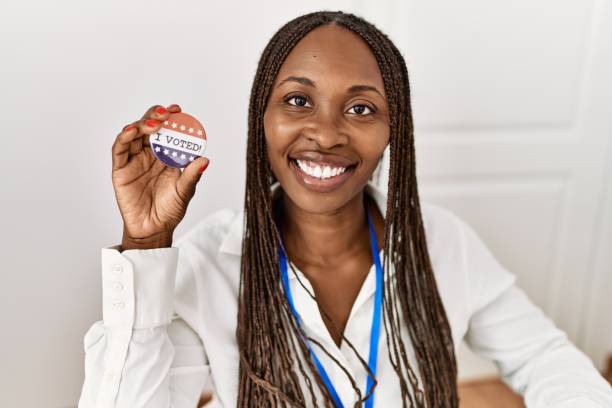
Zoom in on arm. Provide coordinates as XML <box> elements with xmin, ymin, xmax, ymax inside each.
<box><xmin>77</xmin><ymin>244</ymin><xmax>210</xmax><ymax>408</ymax></box>
<box><xmin>456</xmin><ymin>216</ymin><xmax>612</xmax><ymax>407</ymax></box>
<box><xmin>466</xmin><ymin>284</ymin><xmax>612</xmax><ymax>407</ymax></box>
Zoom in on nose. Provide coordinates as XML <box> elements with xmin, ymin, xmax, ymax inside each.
<box><xmin>301</xmin><ymin>108</ymin><xmax>349</xmax><ymax>149</ymax></box>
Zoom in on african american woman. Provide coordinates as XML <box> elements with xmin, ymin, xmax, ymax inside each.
<box><xmin>78</xmin><ymin>10</ymin><xmax>612</xmax><ymax>408</ymax></box>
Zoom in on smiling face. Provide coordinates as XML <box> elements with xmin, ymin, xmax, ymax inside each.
<box><xmin>264</xmin><ymin>23</ymin><xmax>390</xmax><ymax>214</ymax></box>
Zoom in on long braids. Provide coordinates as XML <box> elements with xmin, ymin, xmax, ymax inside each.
<box><xmin>237</xmin><ymin>10</ymin><xmax>459</xmax><ymax>407</ymax></box>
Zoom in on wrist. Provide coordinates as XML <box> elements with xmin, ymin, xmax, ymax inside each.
<box><xmin>121</xmin><ymin>230</ymin><xmax>174</xmax><ymax>251</ymax></box>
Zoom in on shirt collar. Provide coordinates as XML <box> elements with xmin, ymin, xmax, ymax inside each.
<box><xmin>219</xmin><ymin>181</ymin><xmax>389</xmax><ymax>258</ymax></box>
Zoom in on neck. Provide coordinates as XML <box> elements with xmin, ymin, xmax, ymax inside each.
<box><xmin>279</xmin><ymin>190</ymin><xmax>372</xmax><ymax>268</ymax></box>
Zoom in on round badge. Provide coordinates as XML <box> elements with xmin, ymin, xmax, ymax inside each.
<box><xmin>149</xmin><ymin>112</ymin><xmax>207</xmax><ymax>168</ymax></box>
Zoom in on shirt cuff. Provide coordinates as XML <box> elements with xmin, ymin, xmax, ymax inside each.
<box><xmin>102</xmin><ymin>243</ymin><xmax>179</xmax><ymax>329</ymax></box>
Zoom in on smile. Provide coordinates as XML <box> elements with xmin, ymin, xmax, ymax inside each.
<box><xmin>289</xmin><ymin>158</ymin><xmax>357</xmax><ymax>193</ymax></box>
<box><xmin>295</xmin><ymin>159</ymin><xmax>347</xmax><ymax>179</ymax></box>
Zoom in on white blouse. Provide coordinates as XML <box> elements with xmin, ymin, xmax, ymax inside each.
<box><xmin>78</xmin><ymin>182</ymin><xmax>612</xmax><ymax>408</ymax></box>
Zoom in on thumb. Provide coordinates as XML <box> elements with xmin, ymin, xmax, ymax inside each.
<box><xmin>177</xmin><ymin>156</ymin><xmax>210</xmax><ymax>199</ymax></box>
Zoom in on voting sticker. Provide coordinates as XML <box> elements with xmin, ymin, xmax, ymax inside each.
<box><xmin>149</xmin><ymin>112</ymin><xmax>207</xmax><ymax>168</ymax></box>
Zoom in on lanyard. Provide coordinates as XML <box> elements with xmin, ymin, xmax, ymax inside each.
<box><xmin>277</xmin><ymin>199</ymin><xmax>383</xmax><ymax>408</ymax></box>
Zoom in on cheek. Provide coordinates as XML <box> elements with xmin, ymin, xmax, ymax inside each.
<box><xmin>357</xmin><ymin>127</ymin><xmax>389</xmax><ymax>167</ymax></box>
<box><xmin>264</xmin><ymin>111</ymin><xmax>299</xmax><ymax>156</ymax></box>
<box><xmin>264</xmin><ymin>111</ymin><xmax>298</xmax><ymax>180</ymax></box>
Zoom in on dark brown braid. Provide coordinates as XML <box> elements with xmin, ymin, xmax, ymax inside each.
<box><xmin>237</xmin><ymin>10</ymin><xmax>459</xmax><ymax>407</ymax></box>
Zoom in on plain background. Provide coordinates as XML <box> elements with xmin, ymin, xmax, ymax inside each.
<box><xmin>1</xmin><ymin>1</ymin><xmax>611</xmax><ymax>407</ymax></box>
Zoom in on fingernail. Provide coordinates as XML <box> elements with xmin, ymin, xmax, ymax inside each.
<box><xmin>198</xmin><ymin>161</ymin><xmax>209</xmax><ymax>174</ymax></box>
<box><xmin>123</xmin><ymin>124</ymin><xmax>136</xmax><ymax>132</ymax></box>
<box><xmin>155</xmin><ymin>106</ymin><xmax>167</xmax><ymax>115</ymax></box>
<box><xmin>167</xmin><ymin>104</ymin><xmax>179</xmax><ymax>109</ymax></box>
<box><xmin>145</xmin><ymin>119</ymin><xmax>160</xmax><ymax>127</ymax></box>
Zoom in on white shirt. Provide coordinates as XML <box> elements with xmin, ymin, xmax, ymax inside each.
<box><xmin>78</xmin><ymin>182</ymin><xmax>612</xmax><ymax>408</ymax></box>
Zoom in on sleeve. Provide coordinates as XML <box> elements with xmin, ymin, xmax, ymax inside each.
<box><xmin>77</xmin><ymin>244</ymin><xmax>211</xmax><ymax>408</ymax></box>
<box><xmin>458</xmin><ymin>218</ymin><xmax>612</xmax><ymax>407</ymax></box>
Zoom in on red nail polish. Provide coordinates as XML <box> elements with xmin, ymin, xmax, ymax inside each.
<box><xmin>145</xmin><ymin>119</ymin><xmax>160</xmax><ymax>127</ymax></box>
<box><xmin>124</xmin><ymin>124</ymin><xmax>136</xmax><ymax>132</ymax></box>
<box><xmin>198</xmin><ymin>162</ymin><xmax>209</xmax><ymax>174</ymax></box>
<box><xmin>155</xmin><ymin>106</ymin><xmax>167</xmax><ymax>115</ymax></box>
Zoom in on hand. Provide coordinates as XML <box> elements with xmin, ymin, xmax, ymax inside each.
<box><xmin>111</xmin><ymin>104</ymin><xmax>210</xmax><ymax>250</ymax></box>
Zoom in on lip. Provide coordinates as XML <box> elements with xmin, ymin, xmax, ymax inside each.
<box><xmin>289</xmin><ymin>151</ymin><xmax>358</xmax><ymax>168</ymax></box>
<box><xmin>289</xmin><ymin>158</ymin><xmax>356</xmax><ymax>193</ymax></box>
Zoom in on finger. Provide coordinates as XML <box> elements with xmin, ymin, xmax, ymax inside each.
<box><xmin>129</xmin><ymin>127</ymin><xmax>143</xmax><ymax>156</ymax></box>
<box><xmin>141</xmin><ymin>103</ymin><xmax>181</xmax><ymax>121</ymax></box>
<box><xmin>141</xmin><ymin>104</ymin><xmax>171</xmax><ymax>122</ymax></box>
<box><xmin>135</xmin><ymin>118</ymin><xmax>163</xmax><ymax>156</ymax></box>
<box><xmin>112</xmin><ymin>123</ymin><xmax>142</xmax><ymax>170</ymax></box>
<box><xmin>129</xmin><ymin>104</ymin><xmax>181</xmax><ymax>158</ymax></box>
<box><xmin>166</xmin><ymin>104</ymin><xmax>181</xmax><ymax>113</ymax></box>
<box><xmin>139</xmin><ymin>118</ymin><xmax>163</xmax><ymax>135</ymax></box>
<box><xmin>125</xmin><ymin>118</ymin><xmax>162</xmax><ymax>159</ymax></box>
<box><xmin>176</xmin><ymin>156</ymin><xmax>209</xmax><ymax>202</ymax></box>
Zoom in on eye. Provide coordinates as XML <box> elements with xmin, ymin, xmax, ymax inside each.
<box><xmin>285</xmin><ymin>95</ymin><xmax>311</xmax><ymax>108</ymax></box>
<box><xmin>348</xmin><ymin>104</ymin><xmax>375</xmax><ymax>115</ymax></box>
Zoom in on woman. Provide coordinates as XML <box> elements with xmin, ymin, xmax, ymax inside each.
<box><xmin>78</xmin><ymin>10</ymin><xmax>612</xmax><ymax>408</ymax></box>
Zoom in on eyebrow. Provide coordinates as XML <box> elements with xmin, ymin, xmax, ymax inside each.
<box><xmin>277</xmin><ymin>76</ymin><xmax>384</xmax><ymax>98</ymax></box>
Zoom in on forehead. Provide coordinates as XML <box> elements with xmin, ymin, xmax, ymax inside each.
<box><xmin>274</xmin><ymin>24</ymin><xmax>385</xmax><ymax>93</ymax></box>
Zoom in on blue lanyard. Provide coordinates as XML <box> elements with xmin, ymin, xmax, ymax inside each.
<box><xmin>277</xmin><ymin>201</ymin><xmax>383</xmax><ymax>408</ymax></box>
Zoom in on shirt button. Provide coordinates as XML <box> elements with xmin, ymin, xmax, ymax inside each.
<box><xmin>112</xmin><ymin>301</ymin><xmax>125</xmax><ymax>309</ymax></box>
<box><xmin>111</xmin><ymin>282</ymin><xmax>124</xmax><ymax>292</ymax></box>
<box><xmin>111</xmin><ymin>264</ymin><xmax>123</xmax><ymax>275</ymax></box>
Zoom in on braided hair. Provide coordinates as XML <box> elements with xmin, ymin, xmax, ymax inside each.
<box><xmin>237</xmin><ymin>10</ymin><xmax>459</xmax><ymax>407</ymax></box>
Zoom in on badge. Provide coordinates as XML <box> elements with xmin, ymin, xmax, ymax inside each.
<box><xmin>149</xmin><ymin>112</ymin><xmax>207</xmax><ymax>168</ymax></box>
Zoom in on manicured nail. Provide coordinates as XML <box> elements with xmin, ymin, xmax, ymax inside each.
<box><xmin>155</xmin><ymin>106</ymin><xmax>167</xmax><ymax>115</ymax></box>
<box><xmin>145</xmin><ymin>119</ymin><xmax>160</xmax><ymax>127</ymax></box>
<box><xmin>198</xmin><ymin>162</ymin><xmax>209</xmax><ymax>174</ymax></box>
<box><xmin>123</xmin><ymin>124</ymin><xmax>136</xmax><ymax>132</ymax></box>
<box><xmin>167</xmin><ymin>104</ymin><xmax>179</xmax><ymax>109</ymax></box>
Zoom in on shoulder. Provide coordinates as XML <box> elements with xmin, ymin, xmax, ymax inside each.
<box><xmin>418</xmin><ymin>202</ymin><xmax>473</xmax><ymax>339</ymax></box>
<box><xmin>420</xmin><ymin>201</ymin><xmax>465</xmax><ymax>260</ymax></box>
<box><xmin>420</xmin><ymin>201</ymin><xmax>463</xmax><ymax>235</ymax></box>
<box><xmin>420</xmin><ymin>200</ymin><xmax>498</xmax><ymax>262</ymax></box>
<box><xmin>418</xmin><ymin>201</ymin><xmax>467</xmax><ymax>277</ymax></box>
<box><xmin>420</xmin><ymin>201</ymin><xmax>517</xmax><ymax>315</ymax></box>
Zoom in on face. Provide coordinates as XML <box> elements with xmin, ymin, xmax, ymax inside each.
<box><xmin>264</xmin><ymin>24</ymin><xmax>390</xmax><ymax>214</ymax></box>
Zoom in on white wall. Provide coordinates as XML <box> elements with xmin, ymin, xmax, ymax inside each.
<box><xmin>0</xmin><ymin>1</ymin><xmax>610</xmax><ymax>406</ymax></box>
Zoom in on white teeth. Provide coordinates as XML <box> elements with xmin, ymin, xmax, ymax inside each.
<box><xmin>295</xmin><ymin>159</ymin><xmax>347</xmax><ymax>179</ymax></box>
